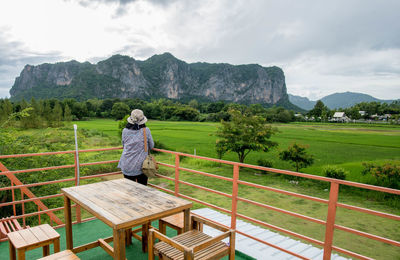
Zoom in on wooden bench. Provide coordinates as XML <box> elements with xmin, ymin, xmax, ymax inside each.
<box><xmin>7</xmin><ymin>224</ymin><xmax>60</xmax><ymax>260</ymax></box>
<box><xmin>38</xmin><ymin>250</ymin><xmax>80</xmax><ymax>260</ymax></box>
<box><xmin>0</xmin><ymin>218</ymin><xmax>27</xmax><ymax>240</ymax></box>
<box><xmin>149</xmin><ymin>215</ymin><xmax>235</xmax><ymax>260</ymax></box>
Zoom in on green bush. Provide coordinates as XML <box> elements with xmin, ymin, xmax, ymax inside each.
<box><xmin>257</xmin><ymin>159</ymin><xmax>273</xmax><ymax>168</ymax></box>
<box><xmin>362</xmin><ymin>161</ymin><xmax>400</xmax><ymax>189</ymax></box>
<box><xmin>257</xmin><ymin>159</ymin><xmax>273</xmax><ymax>174</ymax></box>
<box><xmin>152</xmin><ymin>140</ymin><xmax>171</xmax><ymax>154</ymax></box>
<box><xmin>323</xmin><ymin>165</ymin><xmax>347</xmax><ymax>180</ymax></box>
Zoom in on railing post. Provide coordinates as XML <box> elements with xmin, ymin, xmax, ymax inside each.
<box><xmin>11</xmin><ymin>182</ymin><xmax>16</xmax><ymax>216</ymax></box>
<box><xmin>73</xmin><ymin>124</ymin><xmax>81</xmax><ymax>223</ymax></box>
<box><xmin>21</xmin><ymin>190</ymin><xmax>25</xmax><ymax>227</ymax></box>
<box><xmin>175</xmin><ymin>154</ymin><xmax>180</xmax><ymax>196</ymax></box>
<box><xmin>323</xmin><ymin>182</ymin><xmax>339</xmax><ymax>260</ymax></box>
<box><xmin>231</xmin><ymin>164</ymin><xmax>239</xmax><ymax>229</ymax></box>
<box><xmin>38</xmin><ymin>205</ymin><xmax>41</xmax><ymax>224</ymax></box>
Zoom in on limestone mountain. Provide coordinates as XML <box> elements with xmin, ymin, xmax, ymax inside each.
<box><xmin>10</xmin><ymin>53</ymin><xmax>290</xmax><ymax>106</ymax></box>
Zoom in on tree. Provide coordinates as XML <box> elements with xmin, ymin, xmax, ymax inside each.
<box><xmin>72</xmin><ymin>102</ymin><xmax>88</xmax><ymax>120</ymax></box>
<box><xmin>215</xmin><ymin>110</ymin><xmax>278</xmax><ymax>163</ymax></box>
<box><xmin>111</xmin><ymin>102</ymin><xmax>130</xmax><ymax>120</ymax></box>
<box><xmin>309</xmin><ymin>100</ymin><xmax>329</xmax><ymax>121</ymax></box>
<box><xmin>279</xmin><ymin>143</ymin><xmax>314</xmax><ymax>172</ymax></box>
<box><xmin>63</xmin><ymin>104</ymin><xmax>72</xmax><ymax>121</ymax></box>
<box><xmin>52</xmin><ymin>101</ymin><xmax>63</xmax><ymax>127</ymax></box>
<box><xmin>188</xmin><ymin>99</ymin><xmax>199</xmax><ymax>109</ymax></box>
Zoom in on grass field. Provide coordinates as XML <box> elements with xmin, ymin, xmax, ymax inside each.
<box><xmin>76</xmin><ymin>119</ymin><xmax>400</xmax><ymax>183</ymax></box>
<box><xmin>73</xmin><ymin>119</ymin><xmax>400</xmax><ymax>259</ymax></box>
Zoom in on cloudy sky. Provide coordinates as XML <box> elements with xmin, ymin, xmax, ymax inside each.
<box><xmin>0</xmin><ymin>0</ymin><xmax>399</xmax><ymax>100</ymax></box>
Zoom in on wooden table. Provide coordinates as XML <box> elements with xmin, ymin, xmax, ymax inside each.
<box><xmin>61</xmin><ymin>179</ymin><xmax>192</xmax><ymax>260</ymax></box>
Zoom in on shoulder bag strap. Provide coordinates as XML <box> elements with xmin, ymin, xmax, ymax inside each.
<box><xmin>143</xmin><ymin>128</ymin><xmax>149</xmax><ymax>154</ymax></box>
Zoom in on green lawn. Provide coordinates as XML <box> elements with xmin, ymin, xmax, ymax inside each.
<box><xmin>70</xmin><ymin>119</ymin><xmax>400</xmax><ymax>259</ymax></box>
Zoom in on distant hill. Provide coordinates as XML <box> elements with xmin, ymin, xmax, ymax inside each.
<box><xmin>289</xmin><ymin>92</ymin><xmax>396</xmax><ymax>110</ymax></box>
<box><xmin>288</xmin><ymin>94</ymin><xmax>316</xmax><ymax>110</ymax></box>
<box><xmin>10</xmin><ymin>53</ymin><xmax>295</xmax><ymax>108</ymax></box>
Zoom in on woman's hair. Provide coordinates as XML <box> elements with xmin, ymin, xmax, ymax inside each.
<box><xmin>125</xmin><ymin>122</ymin><xmax>146</xmax><ymax>130</ymax></box>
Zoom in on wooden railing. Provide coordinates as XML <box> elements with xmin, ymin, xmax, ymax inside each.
<box><xmin>0</xmin><ymin>147</ymin><xmax>399</xmax><ymax>260</ymax></box>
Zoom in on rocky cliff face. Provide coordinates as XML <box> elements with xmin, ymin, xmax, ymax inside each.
<box><xmin>10</xmin><ymin>53</ymin><xmax>288</xmax><ymax>105</ymax></box>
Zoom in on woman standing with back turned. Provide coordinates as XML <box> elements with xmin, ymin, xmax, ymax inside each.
<box><xmin>118</xmin><ymin>109</ymin><xmax>154</xmax><ymax>185</ymax></box>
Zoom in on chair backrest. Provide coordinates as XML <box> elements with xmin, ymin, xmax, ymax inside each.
<box><xmin>0</xmin><ymin>218</ymin><xmax>24</xmax><ymax>239</ymax></box>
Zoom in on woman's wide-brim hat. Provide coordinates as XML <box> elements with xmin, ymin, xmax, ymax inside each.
<box><xmin>127</xmin><ymin>109</ymin><xmax>147</xmax><ymax>125</ymax></box>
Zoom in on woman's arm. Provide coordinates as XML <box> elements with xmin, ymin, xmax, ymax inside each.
<box><xmin>146</xmin><ymin>128</ymin><xmax>155</xmax><ymax>150</ymax></box>
<box><xmin>121</xmin><ymin>129</ymin><xmax>126</xmax><ymax>148</ymax></box>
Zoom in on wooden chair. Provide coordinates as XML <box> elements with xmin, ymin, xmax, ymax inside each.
<box><xmin>149</xmin><ymin>215</ymin><xmax>235</xmax><ymax>260</ymax></box>
<box><xmin>0</xmin><ymin>218</ymin><xmax>28</xmax><ymax>240</ymax></box>
<box><xmin>159</xmin><ymin>213</ymin><xmax>202</xmax><ymax>236</ymax></box>
<box><xmin>38</xmin><ymin>250</ymin><xmax>80</xmax><ymax>260</ymax></box>
<box><xmin>159</xmin><ymin>212</ymin><xmax>185</xmax><ymax>235</ymax></box>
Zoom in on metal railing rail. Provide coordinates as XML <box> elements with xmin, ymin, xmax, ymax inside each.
<box><xmin>0</xmin><ymin>147</ymin><xmax>398</xmax><ymax>260</ymax></box>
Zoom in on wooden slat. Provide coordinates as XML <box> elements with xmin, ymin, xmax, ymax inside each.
<box><xmin>39</xmin><ymin>224</ymin><xmax>60</xmax><ymax>239</ymax></box>
<box><xmin>161</xmin><ymin>213</ymin><xmax>184</xmax><ymax>229</ymax></box>
<box><xmin>81</xmin><ymin>186</ymin><xmax>131</xmax><ymax>222</ymax></box>
<box><xmin>29</xmin><ymin>225</ymin><xmax>50</xmax><ymax>241</ymax></box>
<box><xmin>11</xmin><ymin>219</ymin><xmax>22</xmax><ymax>230</ymax></box>
<box><xmin>62</xmin><ymin>189</ymin><xmax>119</xmax><ymax>226</ymax></box>
<box><xmin>112</xmin><ymin>179</ymin><xmax>191</xmax><ymax>210</ymax></box>
<box><xmin>7</xmin><ymin>231</ymin><xmax>27</xmax><ymax>248</ymax></box>
<box><xmin>14</xmin><ymin>228</ymin><xmax>38</xmax><ymax>247</ymax></box>
<box><xmin>8</xmin><ymin>220</ymin><xmax>16</xmax><ymax>232</ymax></box>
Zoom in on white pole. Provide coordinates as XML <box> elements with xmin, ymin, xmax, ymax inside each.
<box><xmin>74</xmin><ymin>124</ymin><xmax>80</xmax><ymax>185</ymax></box>
<box><xmin>194</xmin><ymin>148</ymin><xmax>196</xmax><ymax>156</ymax></box>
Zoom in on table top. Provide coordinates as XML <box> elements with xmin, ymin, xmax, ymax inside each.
<box><xmin>61</xmin><ymin>179</ymin><xmax>192</xmax><ymax>229</ymax></box>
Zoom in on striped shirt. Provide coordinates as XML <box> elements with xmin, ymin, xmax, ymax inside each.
<box><xmin>118</xmin><ymin>127</ymin><xmax>154</xmax><ymax>176</ymax></box>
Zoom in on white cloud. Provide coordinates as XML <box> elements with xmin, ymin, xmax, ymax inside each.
<box><xmin>0</xmin><ymin>0</ymin><xmax>399</xmax><ymax>100</ymax></box>
<box><xmin>284</xmin><ymin>49</ymin><xmax>400</xmax><ymax>100</ymax></box>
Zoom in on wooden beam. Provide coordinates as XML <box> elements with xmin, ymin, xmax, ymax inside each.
<box><xmin>99</xmin><ymin>238</ymin><xmax>114</xmax><ymax>257</ymax></box>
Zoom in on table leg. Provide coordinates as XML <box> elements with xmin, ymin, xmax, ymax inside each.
<box><xmin>64</xmin><ymin>196</ymin><xmax>73</xmax><ymax>250</ymax></box>
<box><xmin>43</xmin><ymin>245</ymin><xmax>50</xmax><ymax>256</ymax></box>
<box><xmin>125</xmin><ymin>228</ymin><xmax>132</xmax><ymax>246</ymax></box>
<box><xmin>17</xmin><ymin>249</ymin><xmax>25</xmax><ymax>260</ymax></box>
<box><xmin>113</xmin><ymin>228</ymin><xmax>126</xmax><ymax>260</ymax></box>
<box><xmin>142</xmin><ymin>222</ymin><xmax>150</xmax><ymax>252</ymax></box>
<box><xmin>159</xmin><ymin>220</ymin><xmax>166</xmax><ymax>235</ymax></box>
<box><xmin>54</xmin><ymin>237</ymin><xmax>60</xmax><ymax>253</ymax></box>
<box><xmin>9</xmin><ymin>241</ymin><xmax>16</xmax><ymax>260</ymax></box>
<box><xmin>183</xmin><ymin>208</ymin><xmax>191</xmax><ymax>232</ymax></box>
